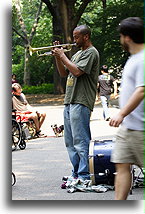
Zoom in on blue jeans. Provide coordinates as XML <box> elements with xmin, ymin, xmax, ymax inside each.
<box><xmin>100</xmin><ymin>95</ymin><xmax>110</xmax><ymax>120</ymax></box>
<box><xmin>64</xmin><ymin>104</ymin><xmax>91</xmax><ymax>180</ymax></box>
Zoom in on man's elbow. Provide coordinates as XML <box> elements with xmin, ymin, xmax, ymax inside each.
<box><xmin>74</xmin><ymin>69</ymin><xmax>84</xmax><ymax>77</ymax></box>
<box><xmin>136</xmin><ymin>86</ymin><xmax>144</xmax><ymax>100</ymax></box>
<box><xmin>139</xmin><ymin>87</ymin><xmax>144</xmax><ymax>98</ymax></box>
<box><xmin>60</xmin><ymin>74</ymin><xmax>68</xmax><ymax>78</ymax></box>
<box><xmin>58</xmin><ymin>69</ymin><xmax>68</xmax><ymax>77</ymax></box>
<box><xmin>60</xmin><ymin>73</ymin><xmax>68</xmax><ymax>78</ymax></box>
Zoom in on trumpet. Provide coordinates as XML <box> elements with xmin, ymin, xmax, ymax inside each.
<box><xmin>28</xmin><ymin>43</ymin><xmax>76</xmax><ymax>56</ymax></box>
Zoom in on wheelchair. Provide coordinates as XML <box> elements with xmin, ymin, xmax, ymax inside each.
<box><xmin>12</xmin><ymin>172</ymin><xmax>16</xmax><ymax>186</ymax></box>
<box><xmin>15</xmin><ymin>111</ymin><xmax>37</xmax><ymax>139</ymax></box>
<box><xmin>12</xmin><ymin>109</ymin><xmax>37</xmax><ymax>149</ymax></box>
<box><xmin>12</xmin><ymin>110</ymin><xmax>27</xmax><ymax>151</ymax></box>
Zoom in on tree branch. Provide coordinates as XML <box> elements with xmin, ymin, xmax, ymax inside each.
<box><xmin>14</xmin><ymin>0</ymin><xmax>28</xmax><ymax>40</ymax></box>
<box><xmin>65</xmin><ymin>0</ymin><xmax>76</xmax><ymax>6</ymax></box>
<box><xmin>102</xmin><ymin>0</ymin><xmax>107</xmax><ymax>9</ymax></box>
<box><xmin>29</xmin><ymin>1</ymin><xmax>43</xmax><ymax>43</ymax></box>
<box><xmin>73</xmin><ymin>0</ymin><xmax>92</xmax><ymax>28</ymax></box>
<box><xmin>41</xmin><ymin>0</ymin><xmax>56</xmax><ymax>17</ymax></box>
<box><xmin>12</xmin><ymin>26</ymin><xmax>28</xmax><ymax>43</ymax></box>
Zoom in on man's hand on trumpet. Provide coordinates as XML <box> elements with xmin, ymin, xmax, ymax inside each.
<box><xmin>52</xmin><ymin>41</ymin><xmax>65</xmax><ymax>59</ymax></box>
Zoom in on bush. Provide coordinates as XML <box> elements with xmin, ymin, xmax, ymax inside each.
<box><xmin>22</xmin><ymin>83</ymin><xmax>54</xmax><ymax>94</ymax></box>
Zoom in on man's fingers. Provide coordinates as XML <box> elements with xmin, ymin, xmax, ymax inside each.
<box><xmin>109</xmin><ymin>119</ymin><xmax>119</xmax><ymax>127</ymax></box>
<box><xmin>53</xmin><ymin>41</ymin><xmax>60</xmax><ymax>46</ymax></box>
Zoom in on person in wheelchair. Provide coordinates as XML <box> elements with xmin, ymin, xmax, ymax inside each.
<box><xmin>12</xmin><ymin>83</ymin><xmax>46</xmax><ymax>138</ymax></box>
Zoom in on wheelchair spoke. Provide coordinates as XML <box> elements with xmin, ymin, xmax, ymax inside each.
<box><xmin>12</xmin><ymin>119</ymin><xmax>21</xmax><ymax>150</ymax></box>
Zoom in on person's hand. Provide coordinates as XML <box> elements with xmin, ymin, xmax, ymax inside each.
<box><xmin>96</xmin><ymin>96</ymin><xmax>99</xmax><ymax>101</ymax></box>
<box><xmin>52</xmin><ymin>47</ymin><xmax>65</xmax><ymax>58</ymax></box>
<box><xmin>109</xmin><ymin>112</ymin><xmax>124</xmax><ymax>127</ymax></box>
<box><xmin>53</xmin><ymin>41</ymin><xmax>60</xmax><ymax>46</ymax></box>
<box><xmin>52</xmin><ymin>41</ymin><xmax>64</xmax><ymax>58</ymax></box>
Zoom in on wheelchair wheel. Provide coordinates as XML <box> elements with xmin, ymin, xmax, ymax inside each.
<box><xmin>19</xmin><ymin>139</ymin><xmax>26</xmax><ymax>150</ymax></box>
<box><xmin>12</xmin><ymin>119</ymin><xmax>21</xmax><ymax>151</ymax></box>
<box><xmin>12</xmin><ymin>172</ymin><xmax>16</xmax><ymax>186</ymax></box>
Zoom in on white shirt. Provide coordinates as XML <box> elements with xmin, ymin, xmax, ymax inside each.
<box><xmin>12</xmin><ymin>93</ymin><xmax>34</xmax><ymax>112</ymax></box>
<box><xmin>120</xmin><ymin>49</ymin><xmax>144</xmax><ymax>130</ymax></box>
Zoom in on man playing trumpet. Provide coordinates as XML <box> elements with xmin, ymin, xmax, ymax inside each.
<box><xmin>29</xmin><ymin>43</ymin><xmax>76</xmax><ymax>56</ymax></box>
<box><xmin>52</xmin><ymin>25</ymin><xmax>100</xmax><ymax>185</ymax></box>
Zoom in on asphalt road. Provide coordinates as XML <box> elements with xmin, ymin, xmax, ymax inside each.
<box><xmin>12</xmin><ymin>103</ymin><xmax>144</xmax><ymax>200</ymax></box>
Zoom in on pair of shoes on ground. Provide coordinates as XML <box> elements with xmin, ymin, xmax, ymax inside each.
<box><xmin>61</xmin><ymin>175</ymin><xmax>90</xmax><ymax>189</ymax></box>
<box><xmin>34</xmin><ymin>130</ymin><xmax>47</xmax><ymax>138</ymax></box>
<box><xmin>61</xmin><ymin>175</ymin><xmax>78</xmax><ymax>189</ymax></box>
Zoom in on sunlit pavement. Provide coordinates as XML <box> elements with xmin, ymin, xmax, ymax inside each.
<box><xmin>12</xmin><ymin>101</ymin><xmax>143</xmax><ymax>200</ymax></box>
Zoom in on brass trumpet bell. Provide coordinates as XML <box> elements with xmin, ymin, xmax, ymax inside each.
<box><xmin>28</xmin><ymin>43</ymin><xmax>76</xmax><ymax>56</ymax></box>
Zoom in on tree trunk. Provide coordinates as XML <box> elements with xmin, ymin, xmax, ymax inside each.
<box><xmin>42</xmin><ymin>0</ymin><xmax>93</xmax><ymax>94</ymax></box>
<box><xmin>23</xmin><ymin>45</ymin><xmax>30</xmax><ymax>85</ymax></box>
<box><xmin>102</xmin><ymin>0</ymin><xmax>107</xmax><ymax>9</ymax></box>
<box><xmin>52</xmin><ymin>3</ymin><xmax>67</xmax><ymax>94</ymax></box>
<box><xmin>13</xmin><ymin>0</ymin><xmax>42</xmax><ymax>85</ymax></box>
<box><xmin>50</xmin><ymin>1</ymin><xmax>77</xmax><ymax>94</ymax></box>
<box><xmin>100</xmin><ymin>0</ymin><xmax>107</xmax><ymax>65</ymax></box>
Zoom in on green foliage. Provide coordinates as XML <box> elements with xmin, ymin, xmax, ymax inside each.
<box><xmin>12</xmin><ymin>0</ymin><xmax>144</xmax><ymax>85</ymax></box>
<box><xmin>12</xmin><ymin>0</ymin><xmax>53</xmax><ymax>85</ymax></box>
<box><xmin>12</xmin><ymin>45</ymin><xmax>24</xmax><ymax>64</ymax></box>
<box><xmin>80</xmin><ymin>0</ymin><xmax>143</xmax><ymax>78</ymax></box>
<box><xmin>22</xmin><ymin>83</ymin><xmax>54</xmax><ymax>94</ymax></box>
<box><xmin>28</xmin><ymin>56</ymin><xmax>54</xmax><ymax>85</ymax></box>
<box><xmin>12</xmin><ymin>44</ymin><xmax>24</xmax><ymax>84</ymax></box>
<box><xmin>12</xmin><ymin>64</ymin><xmax>24</xmax><ymax>85</ymax></box>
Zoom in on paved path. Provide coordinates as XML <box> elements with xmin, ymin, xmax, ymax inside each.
<box><xmin>12</xmin><ymin>103</ymin><xmax>143</xmax><ymax>200</ymax></box>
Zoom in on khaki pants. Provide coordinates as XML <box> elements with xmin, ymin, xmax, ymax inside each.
<box><xmin>111</xmin><ymin>126</ymin><xmax>144</xmax><ymax>167</ymax></box>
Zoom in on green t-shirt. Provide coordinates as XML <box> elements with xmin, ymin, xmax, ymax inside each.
<box><xmin>64</xmin><ymin>46</ymin><xmax>99</xmax><ymax>111</ymax></box>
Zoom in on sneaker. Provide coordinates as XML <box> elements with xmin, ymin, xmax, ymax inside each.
<box><xmin>105</xmin><ymin>117</ymin><xmax>110</xmax><ymax>121</ymax></box>
<box><xmin>61</xmin><ymin>175</ymin><xmax>78</xmax><ymax>189</ymax></box>
<box><xmin>35</xmin><ymin>131</ymin><xmax>47</xmax><ymax>138</ymax></box>
<box><xmin>61</xmin><ymin>182</ymin><xmax>67</xmax><ymax>189</ymax></box>
<box><xmin>62</xmin><ymin>175</ymin><xmax>78</xmax><ymax>181</ymax></box>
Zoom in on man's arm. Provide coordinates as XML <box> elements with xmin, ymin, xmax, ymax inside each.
<box><xmin>113</xmin><ymin>80</ymin><xmax>118</xmax><ymax>98</ymax></box>
<box><xmin>53</xmin><ymin>48</ymin><xmax>84</xmax><ymax>77</ymax></box>
<box><xmin>109</xmin><ymin>86</ymin><xmax>144</xmax><ymax>127</ymax></box>
<box><xmin>96</xmin><ymin>82</ymin><xmax>100</xmax><ymax>100</ymax></box>
<box><xmin>55</xmin><ymin>57</ymin><xmax>68</xmax><ymax>77</ymax></box>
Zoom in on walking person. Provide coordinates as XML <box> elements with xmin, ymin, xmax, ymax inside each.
<box><xmin>109</xmin><ymin>17</ymin><xmax>144</xmax><ymax>200</ymax></box>
<box><xmin>52</xmin><ymin>25</ymin><xmax>99</xmax><ymax>182</ymax></box>
<box><xmin>98</xmin><ymin>65</ymin><xmax>118</xmax><ymax>121</ymax></box>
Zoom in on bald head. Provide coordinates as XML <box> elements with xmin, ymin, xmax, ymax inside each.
<box><xmin>74</xmin><ymin>25</ymin><xmax>91</xmax><ymax>39</ymax></box>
